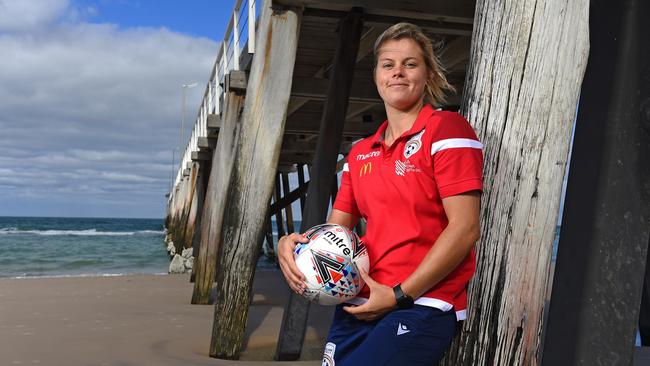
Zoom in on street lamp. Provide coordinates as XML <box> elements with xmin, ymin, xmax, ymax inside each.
<box><xmin>180</xmin><ymin>82</ymin><xmax>198</xmax><ymax>152</ymax></box>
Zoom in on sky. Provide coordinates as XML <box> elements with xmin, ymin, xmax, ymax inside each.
<box><xmin>0</xmin><ymin>0</ymin><xmax>236</xmax><ymax>218</ymax></box>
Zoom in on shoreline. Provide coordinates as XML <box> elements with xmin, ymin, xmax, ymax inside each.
<box><xmin>0</xmin><ymin>271</ymin><xmax>331</xmax><ymax>365</ymax></box>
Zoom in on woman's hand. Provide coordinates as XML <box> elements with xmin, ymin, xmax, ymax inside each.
<box><xmin>277</xmin><ymin>232</ymin><xmax>309</xmax><ymax>294</ymax></box>
<box><xmin>343</xmin><ymin>269</ymin><xmax>397</xmax><ymax>321</ymax></box>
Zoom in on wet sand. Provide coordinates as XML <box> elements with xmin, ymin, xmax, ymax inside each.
<box><xmin>0</xmin><ymin>271</ymin><xmax>333</xmax><ymax>366</ymax></box>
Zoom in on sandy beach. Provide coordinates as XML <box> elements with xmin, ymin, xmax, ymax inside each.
<box><xmin>0</xmin><ymin>270</ymin><xmax>332</xmax><ymax>366</ymax></box>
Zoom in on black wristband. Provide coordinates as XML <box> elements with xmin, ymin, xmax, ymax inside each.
<box><xmin>393</xmin><ymin>284</ymin><xmax>414</xmax><ymax>309</ymax></box>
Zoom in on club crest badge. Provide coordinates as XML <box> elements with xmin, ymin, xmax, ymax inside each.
<box><xmin>403</xmin><ymin>129</ymin><xmax>425</xmax><ymax>158</ymax></box>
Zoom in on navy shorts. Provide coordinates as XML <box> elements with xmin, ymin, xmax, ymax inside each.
<box><xmin>322</xmin><ymin>304</ymin><xmax>457</xmax><ymax>366</ymax></box>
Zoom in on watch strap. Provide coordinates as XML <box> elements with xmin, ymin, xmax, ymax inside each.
<box><xmin>393</xmin><ymin>284</ymin><xmax>414</xmax><ymax>309</ymax></box>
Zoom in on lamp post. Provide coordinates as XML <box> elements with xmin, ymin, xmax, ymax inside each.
<box><xmin>170</xmin><ymin>148</ymin><xmax>176</xmax><ymax>197</ymax></box>
<box><xmin>180</xmin><ymin>82</ymin><xmax>198</xmax><ymax>153</ymax></box>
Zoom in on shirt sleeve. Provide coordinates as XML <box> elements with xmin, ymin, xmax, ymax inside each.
<box><xmin>432</xmin><ymin>113</ymin><xmax>484</xmax><ymax>198</ymax></box>
<box><xmin>332</xmin><ymin>161</ymin><xmax>361</xmax><ymax>217</ymax></box>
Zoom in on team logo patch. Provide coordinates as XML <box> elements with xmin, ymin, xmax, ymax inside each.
<box><xmin>403</xmin><ymin>129</ymin><xmax>425</xmax><ymax>158</ymax></box>
<box><xmin>395</xmin><ymin>159</ymin><xmax>421</xmax><ymax>176</ymax></box>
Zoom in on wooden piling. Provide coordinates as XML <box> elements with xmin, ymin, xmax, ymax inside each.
<box><xmin>439</xmin><ymin>0</ymin><xmax>589</xmax><ymax>365</ymax></box>
<box><xmin>190</xmin><ymin>158</ymin><xmax>211</xmax><ymax>282</ymax></box>
<box><xmin>281</xmin><ymin>172</ymin><xmax>295</xmax><ymax>234</ymax></box>
<box><xmin>208</xmin><ymin>1</ymin><xmax>302</xmax><ymax>359</ymax></box>
<box><xmin>181</xmin><ymin>162</ymin><xmax>200</xmax><ymax>250</ymax></box>
<box><xmin>274</xmin><ymin>172</ymin><xmax>287</xmax><ymax>240</ymax></box>
<box><xmin>542</xmin><ymin>0</ymin><xmax>650</xmax><ymax>363</ymax></box>
<box><xmin>276</xmin><ymin>7</ymin><xmax>363</xmax><ymax>361</ymax></box>
<box><xmin>191</xmin><ymin>92</ymin><xmax>245</xmax><ymax>305</ymax></box>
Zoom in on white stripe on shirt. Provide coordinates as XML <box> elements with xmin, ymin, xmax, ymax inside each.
<box><xmin>343</xmin><ymin>163</ymin><xmax>349</xmax><ymax>172</ymax></box>
<box><xmin>431</xmin><ymin>138</ymin><xmax>483</xmax><ymax>155</ymax></box>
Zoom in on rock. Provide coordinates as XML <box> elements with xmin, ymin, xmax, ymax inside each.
<box><xmin>167</xmin><ymin>242</ymin><xmax>176</xmax><ymax>256</ymax></box>
<box><xmin>169</xmin><ymin>254</ymin><xmax>185</xmax><ymax>274</ymax></box>
<box><xmin>181</xmin><ymin>248</ymin><xmax>193</xmax><ymax>259</ymax></box>
<box><xmin>184</xmin><ymin>257</ymin><xmax>194</xmax><ymax>270</ymax></box>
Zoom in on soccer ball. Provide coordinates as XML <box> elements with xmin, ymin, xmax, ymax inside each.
<box><xmin>293</xmin><ymin>223</ymin><xmax>369</xmax><ymax>305</ymax></box>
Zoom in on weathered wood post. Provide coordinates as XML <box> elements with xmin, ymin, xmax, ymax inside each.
<box><xmin>281</xmin><ymin>172</ymin><xmax>296</xmax><ymax>234</ymax></box>
<box><xmin>191</xmin><ymin>92</ymin><xmax>245</xmax><ymax>304</ymax></box>
<box><xmin>542</xmin><ymin>0</ymin><xmax>650</xmax><ymax>364</ymax></box>
<box><xmin>181</xmin><ymin>162</ymin><xmax>200</xmax><ymax>249</ymax></box>
<box><xmin>274</xmin><ymin>172</ymin><xmax>287</xmax><ymax>240</ymax></box>
<box><xmin>208</xmin><ymin>1</ymin><xmax>302</xmax><ymax>359</ymax></box>
<box><xmin>190</xmin><ymin>157</ymin><xmax>211</xmax><ymax>282</ymax></box>
<box><xmin>276</xmin><ymin>8</ymin><xmax>364</xmax><ymax>361</ymax></box>
<box><xmin>440</xmin><ymin>0</ymin><xmax>589</xmax><ymax>365</ymax></box>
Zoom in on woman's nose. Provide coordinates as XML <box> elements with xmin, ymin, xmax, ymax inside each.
<box><xmin>392</xmin><ymin>65</ymin><xmax>404</xmax><ymax>77</ymax></box>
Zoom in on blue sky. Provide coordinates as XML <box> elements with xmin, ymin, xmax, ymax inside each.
<box><xmin>0</xmin><ymin>0</ymin><xmax>239</xmax><ymax>218</ymax></box>
<box><xmin>70</xmin><ymin>0</ymin><xmax>232</xmax><ymax>40</ymax></box>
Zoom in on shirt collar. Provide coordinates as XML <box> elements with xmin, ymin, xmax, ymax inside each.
<box><xmin>371</xmin><ymin>104</ymin><xmax>435</xmax><ymax>147</ymax></box>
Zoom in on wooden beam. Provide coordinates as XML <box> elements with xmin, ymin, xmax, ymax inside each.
<box><xmin>276</xmin><ymin>7</ymin><xmax>363</xmax><ymax>361</ymax></box>
<box><xmin>191</xmin><ymin>151</ymin><xmax>212</xmax><ymax>161</ymax></box>
<box><xmin>190</xmin><ymin>158</ymin><xmax>211</xmax><ymax>283</ymax></box>
<box><xmin>285</xmin><ymin>119</ymin><xmax>381</xmax><ymax>137</ymax></box>
<box><xmin>542</xmin><ymin>1</ymin><xmax>650</xmax><ymax>364</ymax></box>
<box><xmin>269</xmin><ymin>180</ymin><xmax>309</xmax><ymax>214</ymax></box>
<box><xmin>287</xmin><ymin>26</ymin><xmax>383</xmax><ymax>116</ymax></box>
<box><xmin>273</xmin><ymin>172</ymin><xmax>287</xmax><ymax>239</ymax></box>
<box><xmin>225</xmin><ymin>70</ymin><xmax>248</xmax><ymax>94</ymax></box>
<box><xmin>198</xmin><ymin>137</ymin><xmax>217</xmax><ymax>150</ymax></box>
<box><xmin>439</xmin><ymin>0</ymin><xmax>589</xmax><ymax>364</ymax></box>
<box><xmin>291</xmin><ymin>76</ymin><xmax>381</xmax><ymax>103</ymax></box>
<box><xmin>207</xmin><ymin>114</ymin><xmax>220</xmax><ymax>130</ymax></box>
<box><xmin>278</xmin><ymin>0</ymin><xmax>475</xmax><ymax>24</ymax></box>
<box><xmin>191</xmin><ymin>91</ymin><xmax>245</xmax><ymax>305</ymax></box>
<box><xmin>209</xmin><ymin>2</ymin><xmax>302</xmax><ymax>359</ymax></box>
<box><xmin>281</xmin><ymin>172</ymin><xmax>295</xmax><ymax>233</ymax></box>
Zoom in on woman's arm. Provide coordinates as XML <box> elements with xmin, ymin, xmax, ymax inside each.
<box><xmin>400</xmin><ymin>191</ymin><xmax>480</xmax><ymax>299</ymax></box>
<box><xmin>327</xmin><ymin>208</ymin><xmax>360</xmax><ymax>229</ymax></box>
<box><xmin>344</xmin><ymin>191</ymin><xmax>480</xmax><ymax>320</ymax></box>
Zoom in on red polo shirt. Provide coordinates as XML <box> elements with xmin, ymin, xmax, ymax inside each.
<box><xmin>333</xmin><ymin>104</ymin><xmax>483</xmax><ymax>320</ymax></box>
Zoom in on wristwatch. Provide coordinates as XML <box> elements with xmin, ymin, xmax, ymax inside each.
<box><xmin>393</xmin><ymin>284</ymin><xmax>414</xmax><ymax>309</ymax></box>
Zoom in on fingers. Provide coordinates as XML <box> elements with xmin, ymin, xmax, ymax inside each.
<box><xmin>343</xmin><ymin>304</ymin><xmax>378</xmax><ymax>321</ymax></box>
<box><xmin>357</xmin><ymin>268</ymin><xmax>374</xmax><ymax>286</ymax></box>
<box><xmin>277</xmin><ymin>233</ymin><xmax>309</xmax><ymax>294</ymax></box>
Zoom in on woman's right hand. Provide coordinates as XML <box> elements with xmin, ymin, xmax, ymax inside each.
<box><xmin>278</xmin><ymin>232</ymin><xmax>310</xmax><ymax>294</ymax></box>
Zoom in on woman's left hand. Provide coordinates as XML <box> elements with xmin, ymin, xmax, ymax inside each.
<box><xmin>343</xmin><ymin>269</ymin><xmax>397</xmax><ymax>321</ymax></box>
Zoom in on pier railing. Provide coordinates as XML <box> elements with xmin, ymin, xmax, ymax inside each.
<box><xmin>171</xmin><ymin>0</ymin><xmax>257</xmax><ymax>197</ymax></box>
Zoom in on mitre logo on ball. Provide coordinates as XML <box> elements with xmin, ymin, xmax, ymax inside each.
<box><xmin>294</xmin><ymin>223</ymin><xmax>369</xmax><ymax>305</ymax></box>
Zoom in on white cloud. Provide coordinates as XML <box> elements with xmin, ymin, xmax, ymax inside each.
<box><xmin>0</xmin><ymin>0</ymin><xmax>69</xmax><ymax>31</ymax></box>
<box><xmin>0</xmin><ymin>1</ymin><xmax>219</xmax><ymax>217</ymax></box>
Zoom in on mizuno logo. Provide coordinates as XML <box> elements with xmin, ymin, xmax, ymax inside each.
<box><xmin>397</xmin><ymin>322</ymin><xmax>411</xmax><ymax>336</ymax></box>
<box><xmin>359</xmin><ymin>162</ymin><xmax>372</xmax><ymax>177</ymax></box>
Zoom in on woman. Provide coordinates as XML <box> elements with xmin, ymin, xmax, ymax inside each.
<box><xmin>278</xmin><ymin>23</ymin><xmax>483</xmax><ymax>365</ymax></box>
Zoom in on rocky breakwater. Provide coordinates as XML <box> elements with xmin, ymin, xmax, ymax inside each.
<box><xmin>165</xmin><ymin>234</ymin><xmax>194</xmax><ymax>274</ymax></box>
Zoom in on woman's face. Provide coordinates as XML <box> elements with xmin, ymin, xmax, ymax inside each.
<box><xmin>374</xmin><ymin>38</ymin><xmax>429</xmax><ymax>111</ymax></box>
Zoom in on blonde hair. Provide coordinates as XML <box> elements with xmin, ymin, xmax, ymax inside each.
<box><xmin>373</xmin><ymin>23</ymin><xmax>455</xmax><ymax>107</ymax></box>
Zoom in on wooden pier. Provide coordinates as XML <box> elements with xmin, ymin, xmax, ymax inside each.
<box><xmin>164</xmin><ymin>0</ymin><xmax>650</xmax><ymax>364</ymax></box>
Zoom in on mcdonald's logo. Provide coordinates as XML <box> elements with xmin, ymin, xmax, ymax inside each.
<box><xmin>359</xmin><ymin>162</ymin><xmax>372</xmax><ymax>177</ymax></box>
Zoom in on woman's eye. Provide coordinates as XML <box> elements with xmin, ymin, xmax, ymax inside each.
<box><xmin>405</xmin><ymin>63</ymin><xmax>416</xmax><ymax>68</ymax></box>
<box><xmin>382</xmin><ymin>63</ymin><xmax>393</xmax><ymax>68</ymax></box>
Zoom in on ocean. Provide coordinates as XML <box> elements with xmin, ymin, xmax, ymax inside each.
<box><xmin>0</xmin><ymin>216</ymin><xmax>169</xmax><ymax>278</ymax></box>
<box><xmin>0</xmin><ymin>216</ymin><xmax>558</xmax><ymax>279</ymax></box>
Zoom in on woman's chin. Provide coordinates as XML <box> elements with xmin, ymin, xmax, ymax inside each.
<box><xmin>384</xmin><ymin>98</ymin><xmax>422</xmax><ymax>112</ymax></box>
